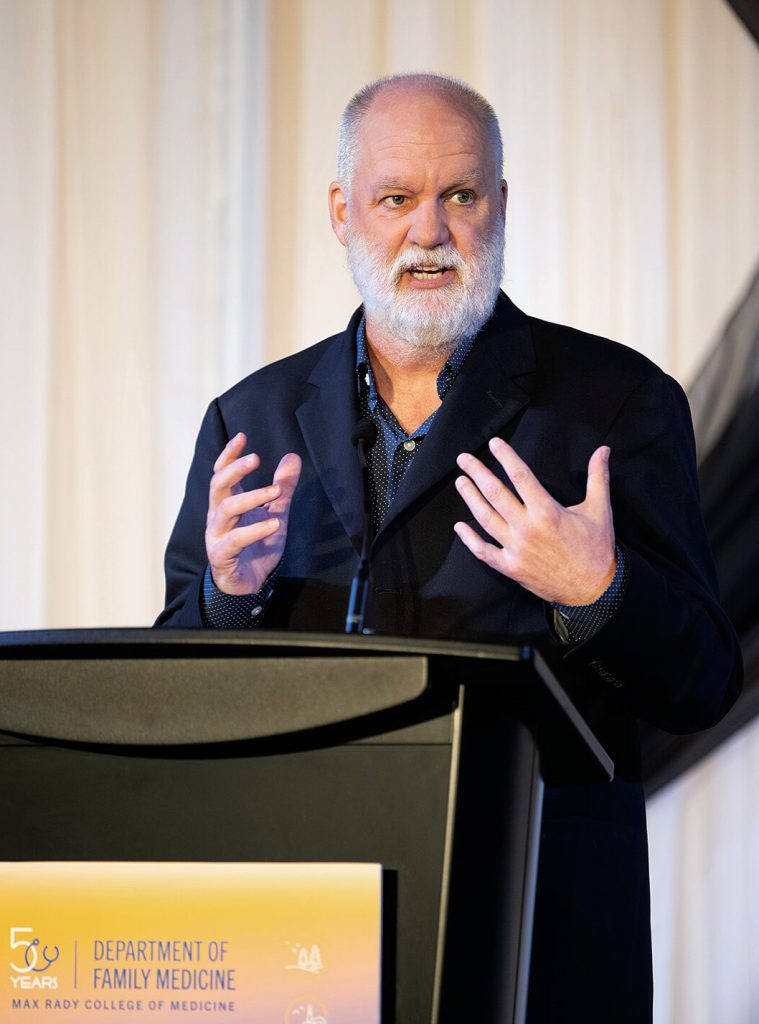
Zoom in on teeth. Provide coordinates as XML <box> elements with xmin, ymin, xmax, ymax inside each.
<box><xmin>410</xmin><ymin>268</ymin><xmax>446</xmax><ymax>279</ymax></box>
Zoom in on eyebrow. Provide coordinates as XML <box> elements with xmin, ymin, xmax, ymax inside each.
<box><xmin>373</xmin><ymin>171</ymin><xmax>484</xmax><ymax>193</ymax></box>
<box><xmin>373</xmin><ymin>179</ymin><xmax>416</xmax><ymax>193</ymax></box>
<box><xmin>443</xmin><ymin>176</ymin><xmax>482</xmax><ymax>191</ymax></box>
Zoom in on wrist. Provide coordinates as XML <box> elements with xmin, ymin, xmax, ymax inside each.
<box><xmin>201</xmin><ymin>563</ymin><xmax>279</xmax><ymax>628</ymax></box>
<box><xmin>551</xmin><ymin>544</ymin><xmax>628</xmax><ymax>644</ymax></box>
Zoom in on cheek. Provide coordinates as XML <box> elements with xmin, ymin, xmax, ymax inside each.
<box><xmin>453</xmin><ymin>215</ymin><xmax>501</xmax><ymax>261</ymax></box>
<box><xmin>352</xmin><ymin>208</ymin><xmax>393</xmax><ymax>241</ymax></box>
<box><xmin>374</xmin><ymin>220</ymin><xmax>409</xmax><ymax>255</ymax></box>
<box><xmin>448</xmin><ymin>228</ymin><xmax>479</xmax><ymax>264</ymax></box>
<box><xmin>368</xmin><ymin>232</ymin><xmax>411</xmax><ymax>274</ymax></box>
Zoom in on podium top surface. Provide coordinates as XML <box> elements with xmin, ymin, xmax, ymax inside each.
<box><xmin>0</xmin><ymin>627</ymin><xmax>530</xmax><ymax>661</ymax></box>
<box><xmin>0</xmin><ymin>629</ymin><xmax>613</xmax><ymax>782</ymax></box>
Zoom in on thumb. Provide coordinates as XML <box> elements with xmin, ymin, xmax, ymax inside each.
<box><xmin>584</xmin><ymin>445</ymin><xmax>612</xmax><ymax>517</ymax></box>
<box><xmin>271</xmin><ymin>452</ymin><xmax>302</xmax><ymax>501</ymax></box>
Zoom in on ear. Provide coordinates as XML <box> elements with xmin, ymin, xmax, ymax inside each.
<box><xmin>328</xmin><ymin>181</ymin><xmax>349</xmax><ymax>247</ymax></box>
<box><xmin>500</xmin><ymin>179</ymin><xmax>508</xmax><ymax>217</ymax></box>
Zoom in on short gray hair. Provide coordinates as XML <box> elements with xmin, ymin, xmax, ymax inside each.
<box><xmin>336</xmin><ymin>72</ymin><xmax>503</xmax><ymax>194</ymax></box>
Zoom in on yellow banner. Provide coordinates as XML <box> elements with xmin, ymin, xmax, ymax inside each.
<box><xmin>1</xmin><ymin>862</ymin><xmax>381</xmax><ymax>1024</ymax></box>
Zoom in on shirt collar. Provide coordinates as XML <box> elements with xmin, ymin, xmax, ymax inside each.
<box><xmin>355</xmin><ymin>314</ymin><xmax>476</xmax><ymax>403</ymax></box>
<box><xmin>355</xmin><ymin>316</ymin><xmax>379</xmax><ymax>408</ymax></box>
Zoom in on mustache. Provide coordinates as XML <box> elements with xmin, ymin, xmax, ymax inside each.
<box><xmin>389</xmin><ymin>245</ymin><xmax>467</xmax><ymax>279</ymax></box>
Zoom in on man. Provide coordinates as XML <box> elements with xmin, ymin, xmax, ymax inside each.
<box><xmin>158</xmin><ymin>74</ymin><xmax>742</xmax><ymax>1021</ymax></box>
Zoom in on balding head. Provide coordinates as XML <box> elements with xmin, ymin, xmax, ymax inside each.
<box><xmin>337</xmin><ymin>73</ymin><xmax>503</xmax><ymax>196</ymax></box>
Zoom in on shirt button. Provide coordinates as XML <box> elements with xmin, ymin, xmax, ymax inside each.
<box><xmin>403</xmin><ymin>440</ymin><xmax>416</xmax><ymax>452</ymax></box>
<box><xmin>251</xmin><ymin>606</ymin><xmax>263</xmax><ymax>618</ymax></box>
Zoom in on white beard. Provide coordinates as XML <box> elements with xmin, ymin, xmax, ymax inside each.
<box><xmin>345</xmin><ymin>221</ymin><xmax>505</xmax><ymax>360</ymax></box>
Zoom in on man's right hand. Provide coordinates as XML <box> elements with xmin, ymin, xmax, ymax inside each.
<box><xmin>205</xmin><ymin>433</ymin><xmax>302</xmax><ymax>595</ymax></box>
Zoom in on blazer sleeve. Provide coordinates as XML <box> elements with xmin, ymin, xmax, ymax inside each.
<box><xmin>560</xmin><ymin>370</ymin><xmax>743</xmax><ymax>733</ymax></box>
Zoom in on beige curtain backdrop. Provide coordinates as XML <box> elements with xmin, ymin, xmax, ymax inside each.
<box><xmin>1</xmin><ymin>1</ymin><xmax>758</xmax><ymax>1021</ymax></box>
<box><xmin>648</xmin><ymin>720</ymin><xmax>759</xmax><ymax>1023</ymax></box>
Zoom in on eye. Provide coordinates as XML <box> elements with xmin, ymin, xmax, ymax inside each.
<box><xmin>381</xmin><ymin>195</ymin><xmax>407</xmax><ymax>208</ymax></box>
<box><xmin>450</xmin><ymin>190</ymin><xmax>475</xmax><ymax>205</ymax></box>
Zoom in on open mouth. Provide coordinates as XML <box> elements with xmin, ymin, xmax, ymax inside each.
<box><xmin>407</xmin><ymin>266</ymin><xmax>451</xmax><ymax>280</ymax></box>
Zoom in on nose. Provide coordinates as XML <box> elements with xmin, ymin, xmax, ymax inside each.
<box><xmin>406</xmin><ymin>199</ymin><xmax>450</xmax><ymax>249</ymax></box>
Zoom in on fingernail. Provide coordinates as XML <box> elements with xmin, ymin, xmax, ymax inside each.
<box><xmin>268</xmin><ymin>518</ymin><xmax>280</xmax><ymax>531</ymax></box>
<box><xmin>267</xmin><ymin>484</ymin><xmax>280</xmax><ymax>496</ymax></box>
<box><xmin>489</xmin><ymin>436</ymin><xmax>505</xmax><ymax>451</ymax></box>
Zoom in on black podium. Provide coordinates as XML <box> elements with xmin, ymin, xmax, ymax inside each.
<box><xmin>0</xmin><ymin>630</ymin><xmax>612</xmax><ymax>1023</ymax></box>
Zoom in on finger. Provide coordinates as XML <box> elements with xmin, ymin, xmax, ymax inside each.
<box><xmin>269</xmin><ymin>453</ymin><xmax>302</xmax><ymax>508</ymax></box>
<box><xmin>453</xmin><ymin>521</ymin><xmax>508</xmax><ymax>573</ymax></box>
<box><xmin>584</xmin><ymin>445</ymin><xmax>612</xmax><ymax>514</ymax></box>
<box><xmin>213</xmin><ymin>432</ymin><xmax>247</xmax><ymax>474</ymax></box>
<box><xmin>456</xmin><ymin>450</ymin><xmax>523</xmax><ymax>521</ymax></box>
<box><xmin>211</xmin><ymin>517</ymin><xmax>281</xmax><ymax>560</ymax></box>
<box><xmin>454</xmin><ymin>475</ymin><xmax>510</xmax><ymax>545</ymax></box>
<box><xmin>209</xmin><ymin>483</ymin><xmax>283</xmax><ymax>536</ymax></box>
<box><xmin>209</xmin><ymin>452</ymin><xmax>261</xmax><ymax>514</ymax></box>
<box><xmin>487</xmin><ymin>437</ymin><xmax>550</xmax><ymax>509</ymax></box>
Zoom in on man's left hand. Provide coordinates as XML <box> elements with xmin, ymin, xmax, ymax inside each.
<box><xmin>454</xmin><ymin>438</ymin><xmax>616</xmax><ymax>605</ymax></box>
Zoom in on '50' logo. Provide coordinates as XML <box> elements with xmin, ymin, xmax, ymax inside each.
<box><xmin>10</xmin><ymin>928</ymin><xmax>60</xmax><ymax>974</ymax></box>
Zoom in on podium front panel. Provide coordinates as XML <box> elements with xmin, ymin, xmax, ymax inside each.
<box><xmin>0</xmin><ymin>630</ymin><xmax>611</xmax><ymax>1024</ymax></box>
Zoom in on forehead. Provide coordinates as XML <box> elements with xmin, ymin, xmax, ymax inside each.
<box><xmin>353</xmin><ymin>88</ymin><xmax>494</xmax><ymax>184</ymax></box>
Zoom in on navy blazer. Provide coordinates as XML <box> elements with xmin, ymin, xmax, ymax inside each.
<box><xmin>158</xmin><ymin>292</ymin><xmax>741</xmax><ymax>1021</ymax></box>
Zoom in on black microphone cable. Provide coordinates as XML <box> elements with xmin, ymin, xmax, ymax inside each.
<box><xmin>345</xmin><ymin>418</ymin><xmax>377</xmax><ymax>634</ymax></box>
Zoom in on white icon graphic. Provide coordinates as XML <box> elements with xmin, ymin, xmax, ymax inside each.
<box><xmin>10</xmin><ymin>928</ymin><xmax>60</xmax><ymax>973</ymax></box>
<box><xmin>284</xmin><ymin>942</ymin><xmax>323</xmax><ymax>974</ymax></box>
<box><xmin>286</xmin><ymin>1001</ymin><xmax>328</xmax><ymax>1024</ymax></box>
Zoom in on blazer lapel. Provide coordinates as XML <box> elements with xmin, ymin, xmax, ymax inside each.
<box><xmin>377</xmin><ymin>293</ymin><xmax>536</xmax><ymax>536</ymax></box>
<box><xmin>295</xmin><ymin>310</ymin><xmax>366</xmax><ymax>550</ymax></box>
<box><xmin>294</xmin><ymin>296</ymin><xmax>536</xmax><ymax>551</ymax></box>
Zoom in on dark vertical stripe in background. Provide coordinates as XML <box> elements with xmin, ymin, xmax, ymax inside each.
<box><xmin>643</xmin><ymin>263</ymin><xmax>759</xmax><ymax>792</ymax></box>
<box><xmin>724</xmin><ymin>0</ymin><xmax>759</xmax><ymax>45</ymax></box>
